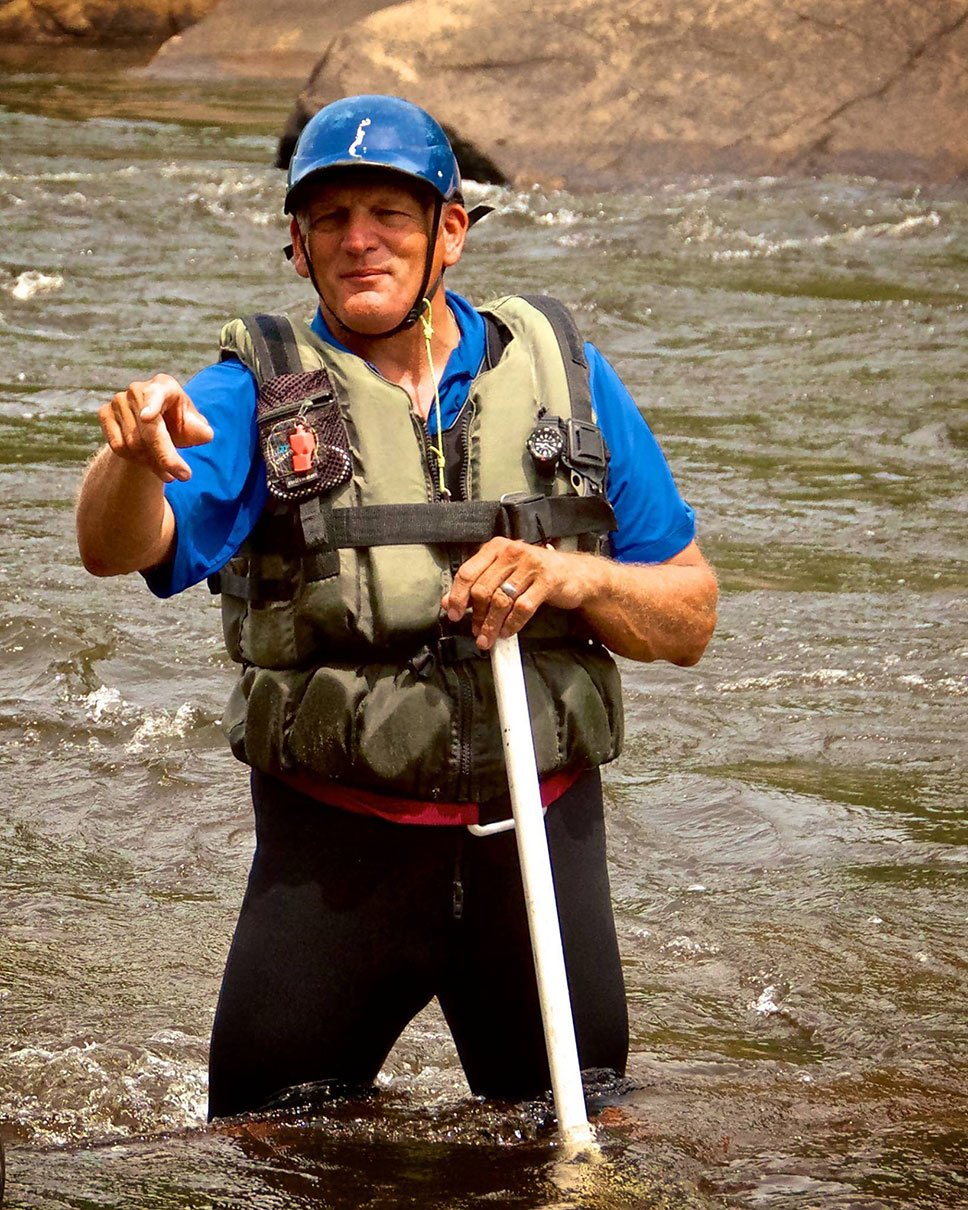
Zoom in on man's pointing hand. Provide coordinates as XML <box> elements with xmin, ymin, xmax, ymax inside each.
<box><xmin>99</xmin><ymin>373</ymin><xmax>214</xmax><ymax>483</ymax></box>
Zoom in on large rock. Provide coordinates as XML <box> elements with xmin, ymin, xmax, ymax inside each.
<box><xmin>146</xmin><ymin>0</ymin><xmax>403</xmax><ymax>80</ymax></box>
<box><xmin>0</xmin><ymin>0</ymin><xmax>220</xmax><ymax>42</ymax></box>
<box><xmin>153</xmin><ymin>0</ymin><xmax>968</xmax><ymax>185</ymax></box>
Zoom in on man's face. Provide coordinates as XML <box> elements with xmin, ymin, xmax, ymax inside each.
<box><xmin>290</xmin><ymin>171</ymin><xmax>467</xmax><ymax>335</ymax></box>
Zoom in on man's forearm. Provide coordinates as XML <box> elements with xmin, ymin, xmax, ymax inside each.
<box><xmin>443</xmin><ymin>535</ymin><xmax>717</xmax><ymax>660</ymax></box>
<box><xmin>76</xmin><ymin>447</ymin><xmax>175</xmax><ymax>576</ymax></box>
<box><xmin>575</xmin><ymin>550</ymin><xmax>718</xmax><ymax>666</ymax></box>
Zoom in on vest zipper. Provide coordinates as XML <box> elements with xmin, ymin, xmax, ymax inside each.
<box><xmin>411</xmin><ymin>410</ymin><xmax>444</xmax><ymax>503</ymax></box>
<box><xmin>457</xmin><ymin>401</ymin><xmax>475</xmax><ymax>505</ymax></box>
<box><xmin>454</xmin><ymin>661</ymin><xmax>474</xmax><ymax>803</ymax></box>
<box><xmin>453</xmin><ymin>402</ymin><xmax>476</xmax><ymax>802</ymax></box>
<box><xmin>256</xmin><ymin>395</ymin><xmax>334</xmax><ymax>426</ymax></box>
<box><xmin>413</xmin><ymin>401</ymin><xmax>476</xmax><ymax>801</ymax></box>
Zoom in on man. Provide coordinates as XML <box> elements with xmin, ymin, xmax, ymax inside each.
<box><xmin>76</xmin><ymin>95</ymin><xmax>717</xmax><ymax>1120</ymax></box>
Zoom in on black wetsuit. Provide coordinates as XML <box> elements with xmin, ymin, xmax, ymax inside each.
<box><xmin>208</xmin><ymin>768</ymin><xmax>628</xmax><ymax>1119</ymax></box>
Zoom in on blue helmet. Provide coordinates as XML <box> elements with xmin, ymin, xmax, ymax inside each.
<box><xmin>284</xmin><ymin>94</ymin><xmax>462</xmax><ymax>214</ymax></box>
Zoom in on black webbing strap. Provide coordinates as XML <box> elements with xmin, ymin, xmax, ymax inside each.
<box><xmin>208</xmin><ymin>548</ymin><xmax>339</xmax><ymax>599</ymax></box>
<box><xmin>467</xmin><ymin>204</ymin><xmax>495</xmax><ymax>227</ymax></box>
<box><xmin>244</xmin><ymin>312</ymin><xmax>305</xmax><ymax>379</ymax></box>
<box><xmin>209</xmin><ymin>568</ymin><xmax>292</xmax><ymax>601</ymax></box>
<box><xmin>520</xmin><ymin>294</ymin><xmax>593</xmax><ymax>423</ymax></box>
<box><xmin>246</xmin><ymin>497</ymin><xmax>616</xmax><ymax>553</ymax></box>
<box><xmin>331</xmin><ymin>501</ymin><xmax>497</xmax><ymax>547</ymax></box>
<box><xmin>209</xmin><ymin>495</ymin><xmax>616</xmax><ymax>599</ymax></box>
<box><xmin>328</xmin><ymin>494</ymin><xmax>615</xmax><ymax>548</ymax></box>
<box><xmin>408</xmin><ymin>631</ymin><xmax>603</xmax><ymax>679</ymax></box>
<box><xmin>248</xmin><ymin>314</ymin><xmax>342</xmax><ymax>584</ymax></box>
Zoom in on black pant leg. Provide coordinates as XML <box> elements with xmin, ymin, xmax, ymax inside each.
<box><xmin>208</xmin><ymin>773</ymin><xmax>459</xmax><ymax>1119</ymax></box>
<box><xmin>436</xmin><ymin>769</ymin><xmax>628</xmax><ymax>1099</ymax></box>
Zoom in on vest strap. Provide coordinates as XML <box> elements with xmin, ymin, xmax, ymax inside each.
<box><xmin>519</xmin><ymin>294</ymin><xmax>592</xmax><ymax>423</ymax></box>
<box><xmin>433</xmin><ymin>633</ymin><xmax>599</xmax><ymax>663</ymax></box>
<box><xmin>260</xmin><ymin>493</ymin><xmax>616</xmax><ymax>550</ymax></box>
<box><xmin>334</xmin><ymin>494</ymin><xmax>614</xmax><ymax>548</ymax></box>
<box><xmin>208</xmin><ymin>569</ymin><xmax>293</xmax><ymax>601</ymax></box>
<box><xmin>517</xmin><ymin>296</ymin><xmax>609</xmax><ymax>496</ymax></box>
<box><xmin>244</xmin><ymin>312</ymin><xmax>305</xmax><ymax>379</ymax></box>
<box><xmin>207</xmin><ymin>548</ymin><xmax>341</xmax><ymax>600</ymax></box>
<box><xmin>209</xmin><ymin>495</ymin><xmax>615</xmax><ymax>599</ymax></box>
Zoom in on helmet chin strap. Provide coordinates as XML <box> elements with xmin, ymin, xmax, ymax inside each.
<box><xmin>305</xmin><ymin>195</ymin><xmax>445</xmax><ymax>341</ymax></box>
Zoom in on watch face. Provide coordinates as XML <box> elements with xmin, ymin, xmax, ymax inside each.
<box><xmin>527</xmin><ymin>424</ymin><xmax>566</xmax><ymax>469</ymax></box>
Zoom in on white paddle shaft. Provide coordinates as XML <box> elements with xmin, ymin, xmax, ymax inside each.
<box><xmin>490</xmin><ymin>633</ymin><xmax>595</xmax><ymax>1150</ymax></box>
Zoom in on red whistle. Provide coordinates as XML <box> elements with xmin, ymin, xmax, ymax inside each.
<box><xmin>288</xmin><ymin>423</ymin><xmax>317</xmax><ymax>472</ymax></box>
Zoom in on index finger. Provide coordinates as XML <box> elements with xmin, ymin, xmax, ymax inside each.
<box><xmin>444</xmin><ymin>540</ymin><xmax>503</xmax><ymax>621</ymax></box>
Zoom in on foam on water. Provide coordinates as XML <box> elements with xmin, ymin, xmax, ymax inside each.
<box><xmin>80</xmin><ymin>685</ymin><xmax>129</xmax><ymax>724</ymax></box>
<box><xmin>8</xmin><ymin>270</ymin><xmax>65</xmax><ymax>300</ymax></box>
<box><xmin>125</xmin><ymin>702</ymin><xmax>200</xmax><ymax>753</ymax></box>
<box><xmin>184</xmin><ymin>172</ymin><xmax>279</xmax><ymax>227</ymax></box>
<box><xmin>670</xmin><ymin>202</ymin><xmax>944</xmax><ymax>263</ymax></box>
<box><xmin>748</xmin><ymin>986</ymin><xmax>783</xmax><ymax>1017</ymax></box>
<box><xmin>662</xmin><ymin>936</ymin><xmax>721</xmax><ymax>958</ymax></box>
<box><xmin>0</xmin><ymin>1037</ymin><xmax>208</xmax><ymax>1145</ymax></box>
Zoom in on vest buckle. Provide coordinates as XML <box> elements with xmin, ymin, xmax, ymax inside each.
<box><xmin>497</xmin><ymin>492</ymin><xmax>555</xmax><ymax>544</ymax></box>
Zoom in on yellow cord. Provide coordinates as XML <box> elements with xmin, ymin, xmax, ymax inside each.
<box><xmin>420</xmin><ymin>298</ymin><xmax>449</xmax><ymax>498</ymax></box>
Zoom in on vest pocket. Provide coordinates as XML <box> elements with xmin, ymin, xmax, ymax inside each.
<box><xmin>529</xmin><ymin>648</ymin><xmax>625</xmax><ymax>771</ymax></box>
<box><xmin>226</xmin><ymin>666</ymin><xmax>313</xmax><ymax>773</ymax></box>
<box><xmin>288</xmin><ymin>662</ymin><xmax>453</xmax><ymax>797</ymax></box>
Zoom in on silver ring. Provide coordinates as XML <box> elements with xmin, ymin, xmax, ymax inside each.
<box><xmin>499</xmin><ymin>580</ymin><xmax>519</xmax><ymax>601</ymax></box>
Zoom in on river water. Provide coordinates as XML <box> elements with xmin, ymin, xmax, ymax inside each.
<box><xmin>0</xmin><ymin>50</ymin><xmax>966</xmax><ymax>1210</ymax></box>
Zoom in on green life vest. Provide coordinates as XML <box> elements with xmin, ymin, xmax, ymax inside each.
<box><xmin>212</xmin><ymin>294</ymin><xmax>624</xmax><ymax>804</ymax></box>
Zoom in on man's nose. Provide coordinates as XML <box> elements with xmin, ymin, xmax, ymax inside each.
<box><xmin>341</xmin><ymin>211</ymin><xmax>378</xmax><ymax>253</ymax></box>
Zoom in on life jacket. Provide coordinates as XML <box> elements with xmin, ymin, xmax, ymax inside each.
<box><xmin>210</xmin><ymin>294</ymin><xmax>625</xmax><ymax>804</ymax></box>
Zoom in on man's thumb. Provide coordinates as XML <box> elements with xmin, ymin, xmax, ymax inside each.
<box><xmin>180</xmin><ymin>403</ymin><xmax>215</xmax><ymax>447</ymax></box>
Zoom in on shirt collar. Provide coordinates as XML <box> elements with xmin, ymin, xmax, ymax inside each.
<box><xmin>309</xmin><ymin>290</ymin><xmax>486</xmax><ymax>433</ymax></box>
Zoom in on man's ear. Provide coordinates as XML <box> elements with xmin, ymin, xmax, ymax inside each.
<box><xmin>290</xmin><ymin>217</ymin><xmax>311</xmax><ymax>279</ymax></box>
<box><xmin>440</xmin><ymin>203</ymin><xmax>470</xmax><ymax>270</ymax></box>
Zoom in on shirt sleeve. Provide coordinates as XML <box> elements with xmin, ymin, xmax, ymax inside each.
<box><xmin>587</xmin><ymin>343</ymin><xmax>696</xmax><ymax>564</ymax></box>
<box><xmin>142</xmin><ymin>358</ymin><xmax>268</xmax><ymax>598</ymax></box>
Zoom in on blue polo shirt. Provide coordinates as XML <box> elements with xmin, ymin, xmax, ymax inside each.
<box><xmin>146</xmin><ymin>292</ymin><xmax>695</xmax><ymax>597</ymax></box>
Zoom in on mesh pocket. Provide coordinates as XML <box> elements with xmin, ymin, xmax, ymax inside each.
<box><xmin>258</xmin><ymin>369</ymin><xmax>353</xmax><ymax>501</ymax></box>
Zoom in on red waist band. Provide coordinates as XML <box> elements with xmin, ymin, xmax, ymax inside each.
<box><xmin>275</xmin><ymin>767</ymin><xmax>583</xmax><ymax>826</ymax></box>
